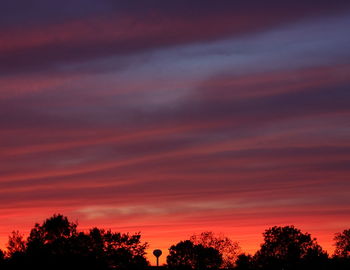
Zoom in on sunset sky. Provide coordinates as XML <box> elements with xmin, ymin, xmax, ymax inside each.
<box><xmin>1</xmin><ymin>1</ymin><xmax>350</xmax><ymax>265</ymax></box>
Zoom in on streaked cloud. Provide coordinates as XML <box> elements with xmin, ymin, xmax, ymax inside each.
<box><xmin>0</xmin><ymin>1</ymin><xmax>349</xmax><ymax>264</ymax></box>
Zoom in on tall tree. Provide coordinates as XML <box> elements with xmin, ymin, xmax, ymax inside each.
<box><xmin>190</xmin><ymin>231</ymin><xmax>240</xmax><ymax>268</ymax></box>
<box><xmin>254</xmin><ymin>225</ymin><xmax>327</xmax><ymax>270</ymax></box>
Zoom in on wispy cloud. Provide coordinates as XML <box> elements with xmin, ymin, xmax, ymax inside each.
<box><xmin>0</xmin><ymin>1</ymin><xmax>349</xmax><ymax>260</ymax></box>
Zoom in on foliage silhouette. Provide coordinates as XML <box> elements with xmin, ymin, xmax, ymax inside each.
<box><xmin>167</xmin><ymin>240</ymin><xmax>222</xmax><ymax>270</ymax></box>
<box><xmin>1</xmin><ymin>216</ymin><xmax>349</xmax><ymax>270</ymax></box>
<box><xmin>2</xmin><ymin>214</ymin><xmax>149</xmax><ymax>270</ymax></box>
<box><xmin>235</xmin><ymin>253</ymin><xmax>254</xmax><ymax>270</ymax></box>
<box><xmin>254</xmin><ymin>225</ymin><xmax>328</xmax><ymax>270</ymax></box>
<box><xmin>7</xmin><ymin>231</ymin><xmax>26</xmax><ymax>257</ymax></box>
<box><xmin>332</xmin><ymin>229</ymin><xmax>350</xmax><ymax>270</ymax></box>
<box><xmin>83</xmin><ymin>227</ymin><xmax>149</xmax><ymax>270</ymax></box>
<box><xmin>334</xmin><ymin>229</ymin><xmax>350</xmax><ymax>258</ymax></box>
<box><xmin>190</xmin><ymin>231</ymin><xmax>240</xmax><ymax>268</ymax></box>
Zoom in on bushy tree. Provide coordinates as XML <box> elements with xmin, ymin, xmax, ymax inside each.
<box><xmin>190</xmin><ymin>231</ymin><xmax>240</xmax><ymax>268</ymax></box>
<box><xmin>334</xmin><ymin>229</ymin><xmax>350</xmax><ymax>258</ymax></box>
<box><xmin>27</xmin><ymin>214</ymin><xmax>77</xmax><ymax>246</ymax></box>
<box><xmin>235</xmin><ymin>253</ymin><xmax>254</xmax><ymax>270</ymax></box>
<box><xmin>167</xmin><ymin>240</ymin><xmax>222</xmax><ymax>270</ymax></box>
<box><xmin>85</xmin><ymin>227</ymin><xmax>149</xmax><ymax>270</ymax></box>
<box><xmin>254</xmin><ymin>225</ymin><xmax>327</xmax><ymax>270</ymax></box>
<box><xmin>24</xmin><ymin>214</ymin><xmax>79</xmax><ymax>269</ymax></box>
<box><xmin>331</xmin><ymin>229</ymin><xmax>350</xmax><ymax>270</ymax></box>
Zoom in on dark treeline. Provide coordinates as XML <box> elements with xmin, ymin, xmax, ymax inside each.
<box><xmin>0</xmin><ymin>214</ymin><xmax>349</xmax><ymax>270</ymax></box>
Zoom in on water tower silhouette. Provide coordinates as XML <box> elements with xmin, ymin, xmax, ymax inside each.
<box><xmin>153</xmin><ymin>249</ymin><xmax>162</xmax><ymax>267</ymax></box>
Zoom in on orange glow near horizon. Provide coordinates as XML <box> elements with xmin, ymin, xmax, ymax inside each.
<box><xmin>0</xmin><ymin>210</ymin><xmax>345</xmax><ymax>265</ymax></box>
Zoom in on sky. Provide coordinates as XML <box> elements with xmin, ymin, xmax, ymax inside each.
<box><xmin>1</xmin><ymin>0</ymin><xmax>350</xmax><ymax>265</ymax></box>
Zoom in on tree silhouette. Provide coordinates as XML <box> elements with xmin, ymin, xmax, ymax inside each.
<box><xmin>167</xmin><ymin>240</ymin><xmax>222</xmax><ymax>270</ymax></box>
<box><xmin>334</xmin><ymin>229</ymin><xmax>350</xmax><ymax>258</ymax></box>
<box><xmin>332</xmin><ymin>229</ymin><xmax>350</xmax><ymax>270</ymax></box>
<box><xmin>7</xmin><ymin>231</ymin><xmax>26</xmax><ymax>257</ymax></box>
<box><xmin>3</xmin><ymin>217</ymin><xmax>350</xmax><ymax>270</ymax></box>
<box><xmin>84</xmin><ymin>227</ymin><xmax>149</xmax><ymax>270</ymax></box>
<box><xmin>254</xmin><ymin>225</ymin><xmax>327</xmax><ymax>270</ymax></box>
<box><xmin>190</xmin><ymin>231</ymin><xmax>240</xmax><ymax>268</ymax></box>
<box><xmin>235</xmin><ymin>253</ymin><xmax>254</xmax><ymax>270</ymax></box>
<box><xmin>3</xmin><ymin>214</ymin><xmax>149</xmax><ymax>270</ymax></box>
<box><xmin>4</xmin><ymin>230</ymin><xmax>27</xmax><ymax>269</ymax></box>
<box><xmin>24</xmin><ymin>214</ymin><xmax>79</xmax><ymax>269</ymax></box>
<box><xmin>27</xmin><ymin>214</ymin><xmax>77</xmax><ymax>245</ymax></box>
